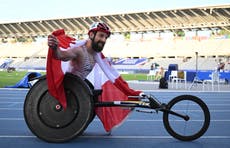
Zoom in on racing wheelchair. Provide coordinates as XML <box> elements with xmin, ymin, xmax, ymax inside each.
<box><xmin>24</xmin><ymin>73</ymin><xmax>210</xmax><ymax>143</ymax></box>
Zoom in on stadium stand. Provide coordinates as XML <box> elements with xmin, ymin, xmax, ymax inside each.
<box><xmin>0</xmin><ymin>35</ymin><xmax>230</xmax><ymax>72</ymax></box>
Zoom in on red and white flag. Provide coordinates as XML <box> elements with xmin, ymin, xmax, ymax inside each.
<box><xmin>46</xmin><ymin>29</ymin><xmax>142</xmax><ymax>132</ymax></box>
<box><xmin>46</xmin><ymin>29</ymin><xmax>76</xmax><ymax>109</ymax></box>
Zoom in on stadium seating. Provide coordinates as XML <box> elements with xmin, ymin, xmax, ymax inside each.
<box><xmin>0</xmin><ymin>36</ymin><xmax>229</xmax><ymax>72</ymax></box>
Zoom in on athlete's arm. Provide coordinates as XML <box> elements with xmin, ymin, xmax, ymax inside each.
<box><xmin>48</xmin><ymin>35</ymin><xmax>80</xmax><ymax>61</ymax></box>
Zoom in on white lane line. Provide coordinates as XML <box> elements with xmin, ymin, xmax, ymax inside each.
<box><xmin>204</xmin><ymin>104</ymin><xmax>230</xmax><ymax>106</ymax></box>
<box><xmin>0</xmin><ymin>118</ymin><xmax>230</xmax><ymax>122</ymax></box>
<box><xmin>0</xmin><ymin>88</ymin><xmax>29</xmax><ymax>91</ymax></box>
<box><xmin>0</xmin><ymin>102</ymin><xmax>23</xmax><ymax>104</ymax></box>
<box><xmin>125</xmin><ymin>119</ymin><xmax>230</xmax><ymax>122</ymax></box>
<box><xmin>1</xmin><ymin>103</ymin><xmax>230</xmax><ymax>106</ymax></box>
<box><xmin>0</xmin><ymin>108</ymin><xmax>23</xmax><ymax>110</ymax></box>
<box><xmin>0</xmin><ymin>135</ymin><xmax>36</xmax><ymax>138</ymax></box>
<box><xmin>1</xmin><ymin>108</ymin><xmax>230</xmax><ymax>112</ymax></box>
<box><xmin>142</xmin><ymin>89</ymin><xmax>230</xmax><ymax>93</ymax></box>
<box><xmin>0</xmin><ymin>118</ymin><xmax>24</xmax><ymax>120</ymax></box>
<box><xmin>0</xmin><ymin>135</ymin><xmax>229</xmax><ymax>139</ymax></box>
<box><xmin>0</xmin><ymin>98</ymin><xmax>25</xmax><ymax>100</ymax></box>
<box><xmin>81</xmin><ymin>136</ymin><xmax>230</xmax><ymax>139</ymax></box>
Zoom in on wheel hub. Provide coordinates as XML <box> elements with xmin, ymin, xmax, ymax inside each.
<box><xmin>38</xmin><ymin>91</ymin><xmax>79</xmax><ymax>128</ymax></box>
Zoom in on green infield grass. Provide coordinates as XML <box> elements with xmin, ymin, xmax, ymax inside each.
<box><xmin>0</xmin><ymin>71</ymin><xmax>147</xmax><ymax>88</ymax></box>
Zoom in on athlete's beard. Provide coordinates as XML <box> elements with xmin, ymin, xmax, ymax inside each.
<box><xmin>92</xmin><ymin>40</ymin><xmax>105</xmax><ymax>52</ymax></box>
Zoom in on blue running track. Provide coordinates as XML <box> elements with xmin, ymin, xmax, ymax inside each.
<box><xmin>0</xmin><ymin>88</ymin><xmax>230</xmax><ymax>148</ymax></box>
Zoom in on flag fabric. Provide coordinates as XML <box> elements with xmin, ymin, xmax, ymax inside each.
<box><xmin>87</xmin><ymin>53</ymin><xmax>141</xmax><ymax>131</ymax></box>
<box><xmin>46</xmin><ymin>29</ymin><xmax>142</xmax><ymax>132</ymax></box>
<box><xmin>46</xmin><ymin>29</ymin><xmax>76</xmax><ymax>109</ymax></box>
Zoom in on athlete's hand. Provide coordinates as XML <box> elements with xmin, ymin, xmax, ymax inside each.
<box><xmin>48</xmin><ymin>35</ymin><xmax>58</xmax><ymax>50</ymax></box>
<box><xmin>139</xmin><ymin>92</ymin><xmax>146</xmax><ymax>98</ymax></box>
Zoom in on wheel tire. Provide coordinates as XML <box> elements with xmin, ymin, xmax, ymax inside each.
<box><xmin>24</xmin><ymin>73</ymin><xmax>94</xmax><ymax>143</ymax></box>
<box><xmin>163</xmin><ymin>95</ymin><xmax>210</xmax><ymax>141</ymax></box>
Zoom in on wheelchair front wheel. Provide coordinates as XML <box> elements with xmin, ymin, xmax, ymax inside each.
<box><xmin>163</xmin><ymin>95</ymin><xmax>210</xmax><ymax>141</ymax></box>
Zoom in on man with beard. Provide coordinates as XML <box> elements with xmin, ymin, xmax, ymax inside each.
<box><xmin>47</xmin><ymin>22</ymin><xmax>142</xmax><ymax>132</ymax></box>
<box><xmin>48</xmin><ymin>22</ymin><xmax>111</xmax><ymax>80</ymax></box>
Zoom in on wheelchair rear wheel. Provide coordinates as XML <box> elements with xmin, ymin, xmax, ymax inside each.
<box><xmin>24</xmin><ymin>74</ymin><xmax>94</xmax><ymax>143</ymax></box>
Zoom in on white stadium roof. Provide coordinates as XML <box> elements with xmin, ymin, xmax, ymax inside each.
<box><xmin>0</xmin><ymin>4</ymin><xmax>229</xmax><ymax>38</ymax></box>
